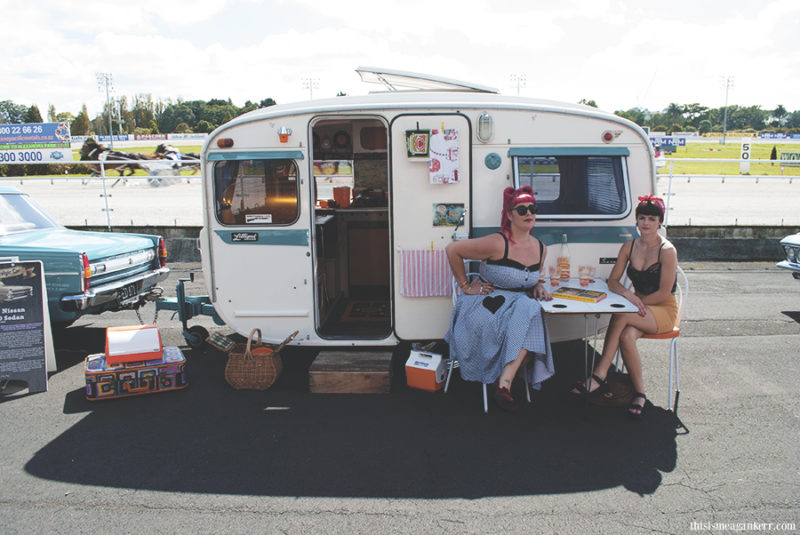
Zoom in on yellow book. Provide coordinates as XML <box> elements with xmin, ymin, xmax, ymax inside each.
<box><xmin>551</xmin><ymin>286</ymin><xmax>607</xmax><ymax>303</ymax></box>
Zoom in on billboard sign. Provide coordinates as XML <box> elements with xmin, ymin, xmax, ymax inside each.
<box><xmin>0</xmin><ymin>122</ymin><xmax>73</xmax><ymax>163</ymax></box>
<box><xmin>649</xmin><ymin>136</ymin><xmax>686</xmax><ymax>147</ymax></box>
<box><xmin>779</xmin><ymin>151</ymin><xmax>800</xmax><ymax>167</ymax></box>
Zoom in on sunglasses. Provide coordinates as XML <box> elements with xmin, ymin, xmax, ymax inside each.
<box><xmin>513</xmin><ymin>204</ymin><xmax>538</xmax><ymax>216</ymax></box>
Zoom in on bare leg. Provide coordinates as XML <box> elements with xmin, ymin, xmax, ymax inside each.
<box><xmin>570</xmin><ymin>314</ymin><xmax>626</xmax><ymax>393</ymax></box>
<box><xmin>497</xmin><ymin>348</ymin><xmax>529</xmax><ymax>391</ymax></box>
<box><xmin>574</xmin><ymin>310</ymin><xmax>659</xmax><ymax>393</ymax></box>
<box><xmin>619</xmin><ymin>325</ymin><xmax>646</xmax><ymax>408</ymax></box>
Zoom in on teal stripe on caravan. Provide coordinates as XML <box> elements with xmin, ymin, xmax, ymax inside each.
<box><xmin>474</xmin><ymin>225</ymin><xmax>637</xmax><ymax>245</ymax></box>
<box><xmin>508</xmin><ymin>147</ymin><xmax>630</xmax><ymax>157</ymax></box>
<box><xmin>207</xmin><ymin>150</ymin><xmax>305</xmax><ymax>161</ymax></box>
<box><xmin>214</xmin><ymin>229</ymin><xmax>309</xmax><ymax>246</ymax></box>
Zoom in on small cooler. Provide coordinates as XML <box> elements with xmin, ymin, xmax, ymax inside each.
<box><xmin>405</xmin><ymin>350</ymin><xmax>448</xmax><ymax>392</ymax></box>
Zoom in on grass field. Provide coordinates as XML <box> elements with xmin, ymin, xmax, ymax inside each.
<box><xmin>659</xmin><ymin>142</ymin><xmax>800</xmax><ymax>176</ymax></box>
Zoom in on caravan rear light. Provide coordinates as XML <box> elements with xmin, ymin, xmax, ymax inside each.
<box><xmin>217</xmin><ymin>138</ymin><xmax>234</xmax><ymax>148</ymax></box>
<box><xmin>158</xmin><ymin>237</ymin><xmax>167</xmax><ymax>267</ymax></box>
<box><xmin>602</xmin><ymin>130</ymin><xmax>621</xmax><ymax>143</ymax></box>
<box><xmin>81</xmin><ymin>253</ymin><xmax>91</xmax><ymax>291</ymax></box>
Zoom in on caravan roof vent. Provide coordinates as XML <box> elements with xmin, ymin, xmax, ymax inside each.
<box><xmin>356</xmin><ymin>66</ymin><xmax>498</xmax><ymax>94</ymax></box>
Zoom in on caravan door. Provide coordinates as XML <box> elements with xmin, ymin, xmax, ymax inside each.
<box><xmin>391</xmin><ymin>114</ymin><xmax>471</xmax><ymax>340</ymax></box>
<box><xmin>206</xmin><ymin>150</ymin><xmax>313</xmax><ymax>341</ymax></box>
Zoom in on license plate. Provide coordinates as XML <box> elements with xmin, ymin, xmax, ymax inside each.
<box><xmin>118</xmin><ymin>283</ymin><xmax>140</xmax><ymax>303</ymax></box>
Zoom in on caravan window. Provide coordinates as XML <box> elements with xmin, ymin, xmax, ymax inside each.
<box><xmin>213</xmin><ymin>159</ymin><xmax>299</xmax><ymax>225</ymax></box>
<box><xmin>513</xmin><ymin>153</ymin><xmax>629</xmax><ymax>219</ymax></box>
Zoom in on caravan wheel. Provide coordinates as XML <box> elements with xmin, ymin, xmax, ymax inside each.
<box><xmin>186</xmin><ymin>325</ymin><xmax>209</xmax><ymax>349</ymax></box>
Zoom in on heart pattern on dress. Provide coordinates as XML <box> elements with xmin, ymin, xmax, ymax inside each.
<box><xmin>482</xmin><ymin>295</ymin><xmax>505</xmax><ymax>314</ymax></box>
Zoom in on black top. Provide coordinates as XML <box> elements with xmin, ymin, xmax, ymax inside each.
<box><xmin>486</xmin><ymin>232</ymin><xmax>543</xmax><ymax>271</ymax></box>
<box><xmin>626</xmin><ymin>239</ymin><xmax>676</xmax><ymax>295</ymax></box>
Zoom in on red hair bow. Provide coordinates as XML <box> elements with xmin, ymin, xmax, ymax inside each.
<box><xmin>637</xmin><ymin>194</ymin><xmax>665</xmax><ymax>212</ymax></box>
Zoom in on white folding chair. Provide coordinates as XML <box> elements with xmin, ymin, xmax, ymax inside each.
<box><xmin>614</xmin><ymin>265</ymin><xmax>687</xmax><ymax>415</ymax></box>
<box><xmin>443</xmin><ymin>263</ymin><xmax>531</xmax><ymax>413</ymax></box>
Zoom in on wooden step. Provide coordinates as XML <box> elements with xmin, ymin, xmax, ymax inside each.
<box><xmin>308</xmin><ymin>350</ymin><xmax>393</xmax><ymax>394</ymax></box>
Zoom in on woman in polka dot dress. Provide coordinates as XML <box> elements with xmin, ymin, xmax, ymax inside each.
<box><xmin>445</xmin><ymin>186</ymin><xmax>554</xmax><ymax>412</ymax></box>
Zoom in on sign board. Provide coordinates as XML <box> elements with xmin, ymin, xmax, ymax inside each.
<box><xmin>779</xmin><ymin>151</ymin><xmax>800</xmax><ymax>167</ymax></box>
<box><xmin>740</xmin><ymin>142</ymin><xmax>751</xmax><ymax>173</ymax></box>
<box><xmin>649</xmin><ymin>137</ymin><xmax>686</xmax><ymax>147</ymax></box>
<box><xmin>0</xmin><ymin>261</ymin><xmax>55</xmax><ymax>393</ymax></box>
<box><xmin>760</xmin><ymin>132</ymin><xmax>788</xmax><ymax>139</ymax></box>
<box><xmin>0</xmin><ymin>122</ymin><xmax>73</xmax><ymax>163</ymax></box>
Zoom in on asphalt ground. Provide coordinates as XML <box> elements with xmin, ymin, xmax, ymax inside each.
<box><xmin>1</xmin><ymin>262</ymin><xmax>799</xmax><ymax>534</ymax></box>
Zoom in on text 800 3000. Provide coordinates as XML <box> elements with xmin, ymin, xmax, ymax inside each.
<box><xmin>0</xmin><ymin>151</ymin><xmax>44</xmax><ymax>162</ymax></box>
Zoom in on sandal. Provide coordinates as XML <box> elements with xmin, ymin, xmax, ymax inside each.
<box><xmin>569</xmin><ymin>373</ymin><xmax>608</xmax><ymax>396</ymax></box>
<box><xmin>493</xmin><ymin>386</ymin><xmax>519</xmax><ymax>412</ymax></box>
<box><xmin>628</xmin><ymin>392</ymin><xmax>646</xmax><ymax>419</ymax></box>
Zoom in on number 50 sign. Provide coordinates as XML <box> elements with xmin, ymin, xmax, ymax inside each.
<box><xmin>740</xmin><ymin>142</ymin><xmax>751</xmax><ymax>174</ymax></box>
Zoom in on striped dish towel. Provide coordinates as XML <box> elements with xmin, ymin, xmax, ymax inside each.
<box><xmin>400</xmin><ymin>249</ymin><xmax>452</xmax><ymax>297</ymax></box>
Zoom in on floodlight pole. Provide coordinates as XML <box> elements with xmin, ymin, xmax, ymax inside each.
<box><xmin>95</xmin><ymin>72</ymin><xmax>115</xmax><ymax>229</ymax></box>
<box><xmin>510</xmin><ymin>74</ymin><xmax>527</xmax><ymax>96</ymax></box>
<box><xmin>721</xmin><ymin>76</ymin><xmax>734</xmax><ymax>145</ymax></box>
<box><xmin>96</xmin><ymin>72</ymin><xmax>115</xmax><ymax>150</ymax></box>
<box><xmin>302</xmin><ymin>77</ymin><xmax>319</xmax><ymax>100</ymax></box>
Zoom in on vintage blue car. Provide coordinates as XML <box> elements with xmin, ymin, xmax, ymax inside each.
<box><xmin>777</xmin><ymin>232</ymin><xmax>800</xmax><ymax>281</ymax></box>
<box><xmin>0</xmin><ymin>187</ymin><xmax>169</xmax><ymax>324</ymax></box>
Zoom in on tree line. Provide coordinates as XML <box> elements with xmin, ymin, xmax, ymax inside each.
<box><xmin>0</xmin><ymin>96</ymin><xmax>277</xmax><ymax>136</ymax></box>
<box><xmin>612</xmin><ymin>103</ymin><xmax>800</xmax><ymax>134</ymax></box>
<box><xmin>2</xmin><ymin>95</ymin><xmax>800</xmax><ymax>136</ymax></box>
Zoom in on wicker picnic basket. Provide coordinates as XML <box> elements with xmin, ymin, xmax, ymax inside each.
<box><xmin>224</xmin><ymin>328</ymin><xmax>298</xmax><ymax>390</ymax></box>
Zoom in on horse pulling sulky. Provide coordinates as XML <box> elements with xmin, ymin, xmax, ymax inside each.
<box><xmin>80</xmin><ymin>139</ymin><xmax>156</xmax><ymax>177</ymax></box>
<box><xmin>80</xmin><ymin>139</ymin><xmax>200</xmax><ymax>186</ymax></box>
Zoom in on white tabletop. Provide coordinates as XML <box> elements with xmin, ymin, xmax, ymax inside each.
<box><xmin>541</xmin><ymin>278</ymin><xmax>638</xmax><ymax>315</ymax></box>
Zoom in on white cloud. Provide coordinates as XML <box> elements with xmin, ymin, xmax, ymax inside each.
<box><xmin>2</xmin><ymin>0</ymin><xmax>798</xmax><ymax>118</ymax></box>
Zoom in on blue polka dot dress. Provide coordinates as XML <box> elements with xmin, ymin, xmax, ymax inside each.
<box><xmin>444</xmin><ymin>236</ymin><xmax>554</xmax><ymax>390</ymax></box>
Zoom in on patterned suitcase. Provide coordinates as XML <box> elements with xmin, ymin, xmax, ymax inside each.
<box><xmin>85</xmin><ymin>346</ymin><xmax>188</xmax><ymax>401</ymax></box>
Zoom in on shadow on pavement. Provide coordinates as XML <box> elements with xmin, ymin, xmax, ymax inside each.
<box><xmin>25</xmin><ymin>333</ymin><xmax>678</xmax><ymax>498</ymax></box>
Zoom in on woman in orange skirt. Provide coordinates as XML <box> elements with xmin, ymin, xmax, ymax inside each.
<box><xmin>571</xmin><ymin>195</ymin><xmax>678</xmax><ymax>419</ymax></box>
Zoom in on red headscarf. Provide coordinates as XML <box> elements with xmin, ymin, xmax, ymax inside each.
<box><xmin>501</xmin><ymin>186</ymin><xmax>536</xmax><ymax>241</ymax></box>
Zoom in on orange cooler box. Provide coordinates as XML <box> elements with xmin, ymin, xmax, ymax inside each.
<box><xmin>105</xmin><ymin>324</ymin><xmax>163</xmax><ymax>365</ymax></box>
<box><xmin>405</xmin><ymin>350</ymin><xmax>447</xmax><ymax>392</ymax></box>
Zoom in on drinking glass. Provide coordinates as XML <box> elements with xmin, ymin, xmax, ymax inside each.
<box><xmin>548</xmin><ymin>265</ymin><xmax>560</xmax><ymax>287</ymax></box>
<box><xmin>579</xmin><ymin>265</ymin><xmax>592</xmax><ymax>286</ymax></box>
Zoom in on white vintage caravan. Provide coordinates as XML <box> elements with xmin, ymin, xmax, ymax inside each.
<box><xmin>198</xmin><ymin>68</ymin><xmax>656</xmax><ymax>346</ymax></box>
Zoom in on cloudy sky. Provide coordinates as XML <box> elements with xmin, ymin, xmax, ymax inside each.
<box><xmin>3</xmin><ymin>0</ymin><xmax>799</xmax><ymax>118</ymax></box>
